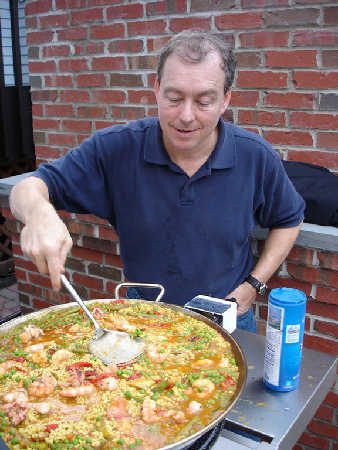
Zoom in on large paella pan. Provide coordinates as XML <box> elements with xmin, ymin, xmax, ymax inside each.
<box><xmin>0</xmin><ymin>283</ymin><xmax>246</xmax><ymax>450</ymax></box>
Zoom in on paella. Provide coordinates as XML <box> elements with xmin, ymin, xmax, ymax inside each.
<box><xmin>0</xmin><ymin>299</ymin><xmax>240</xmax><ymax>449</ymax></box>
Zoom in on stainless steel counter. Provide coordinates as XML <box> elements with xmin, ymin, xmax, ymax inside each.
<box><xmin>213</xmin><ymin>329</ymin><xmax>337</xmax><ymax>449</ymax></box>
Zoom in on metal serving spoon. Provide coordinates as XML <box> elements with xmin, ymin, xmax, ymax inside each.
<box><xmin>61</xmin><ymin>275</ymin><xmax>144</xmax><ymax>365</ymax></box>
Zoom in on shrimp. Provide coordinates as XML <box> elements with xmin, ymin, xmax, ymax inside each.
<box><xmin>28</xmin><ymin>373</ymin><xmax>57</xmax><ymax>398</ymax></box>
<box><xmin>19</xmin><ymin>324</ymin><xmax>44</xmax><ymax>344</ymax></box>
<box><xmin>93</xmin><ymin>307</ymin><xmax>105</xmax><ymax>319</ymax></box>
<box><xmin>96</xmin><ymin>376</ymin><xmax>118</xmax><ymax>391</ymax></box>
<box><xmin>192</xmin><ymin>378</ymin><xmax>215</xmax><ymax>399</ymax></box>
<box><xmin>142</xmin><ymin>398</ymin><xmax>160</xmax><ymax>424</ymax></box>
<box><xmin>30</xmin><ymin>350</ymin><xmax>48</xmax><ymax>366</ymax></box>
<box><xmin>192</xmin><ymin>359</ymin><xmax>214</xmax><ymax>369</ymax></box>
<box><xmin>107</xmin><ymin>315</ymin><xmax>136</xmax><ymax>332</ymax></box>
<box><xmin>145</xmin><ymin>344</ymin><xmax>167</xmax><ymax>363</ymax></box>
<box><xmin>51</xmin><ymin>349</ymin><xmax>74</xmax><ymax>364</ymax></box>
<box><xmin>25</xmin><ymin>343</ymin><xmax>44</xmax><ymax>353</ymax></box>
<box><xmin>29</xmin><ymin>401</ymin><xmax>51</xmax><ymax>414</ymax></box>
<box><xmin>102</xmin><ymin>362</ymin><xmax>118</xmax><ymax>374</ymax></box>
<box><xmin>0</xmin><ymin>359</ymin><xmax>27</xmax><ymax>375</ymax></box>
<box><xmin>3</xmin><ymin>389</ymin><xmax>28</xmax><ymax>407</ymax></box>
<box><xmin>59</xmin><ymin>384</ymin><xmax>96</xmax><ymax>398</ymax></box>
<box><xmin>187</xmin><ymin>400</ymin><xmax>202</xmax><ymax>415</ymax></box>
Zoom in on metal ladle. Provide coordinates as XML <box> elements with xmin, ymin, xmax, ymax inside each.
<box><xmin>61</xmin><ymin>275</ymin><xmax>145</xmax><ymax>365</ymax></box>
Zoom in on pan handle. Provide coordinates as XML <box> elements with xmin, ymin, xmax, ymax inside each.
<box><xmin>114</xmin><ymin>282</ymin><xmax>165</xmax><ymax>303</ymax></box>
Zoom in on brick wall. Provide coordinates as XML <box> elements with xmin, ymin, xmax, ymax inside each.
<box><xmin>6</xmin><ymin>0</ymin><xmax>338</xmax><ymax>449</ymax></box>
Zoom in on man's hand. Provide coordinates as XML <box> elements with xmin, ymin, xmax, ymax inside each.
<box><xmin>10</xmin><ymin>176</ymin><xmax>73</xmax><ymax>291</ymax></box>
<box><xmin>226</xmin><ymin>282</ymin><xmax>256</xmax><ymax>316</ymax></box>
<box><xmin>20</xmin><ymin>216</ymin><xmax>72</xmax><ymax>291</ymax></box>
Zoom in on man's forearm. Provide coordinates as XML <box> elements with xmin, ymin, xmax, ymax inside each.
<box><xmin>250</xmin><ymin>223</ymin><xmax>303</xmax><ymax>284</ymax></box>
<box><xmin>10</xmin><ymin>176</ymin><xmax>53</xmax><ymax>224</ymax></box>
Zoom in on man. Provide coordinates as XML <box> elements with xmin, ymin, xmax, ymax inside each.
<box><xmin>10</xmin><ymin>30</ymin><xmax>305</xmax><ymax>332</ymax></box>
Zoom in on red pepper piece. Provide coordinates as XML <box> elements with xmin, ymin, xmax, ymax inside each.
<box><xmin>45</xmin><ymin>424</ymin><xmax>58</xmax><ymax>432</ymax></box>
<box><xmin>9</xmin><ymin>357</ymin><xmax>26</xmax><ymax>362</ymax></box>
<box><xmin>166</xmin><ymin>382</ymin><xmax>175</xmax><ymax>390</ymax></box>
<box><xmin>89</xmin><ymin>372</ymin><xmax>117</xmax><ymax>383</ymax></box>
<box><xmin>110</xmin><ymin>299</ymin><xmax>125</xmax><ymax>304</ymax></box>
<box><xmin>126</xmin><ymin>372</ymin><xmax>141</xmax><ymax>381</ymax></box>
<box><xmin>67</xmin><ymin>362</ymin><xmax>93</xmax><ymax>371</ymax></box>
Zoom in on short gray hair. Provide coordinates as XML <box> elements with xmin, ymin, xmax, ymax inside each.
<box><xmin>157</xmin><ymin>29</ymin><xmax>237</xmax><ymax>94</ymax></box>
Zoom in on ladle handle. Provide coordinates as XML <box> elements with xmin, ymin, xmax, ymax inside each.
<box><xmin>114</xmin><ymin>282</ymin><xmax>165</xmax><ymax>302</ymax></box>
<box><xmin>61</xmin><ymin>275</ymin><xmax>103</xmax><ymax>336</ymax></box>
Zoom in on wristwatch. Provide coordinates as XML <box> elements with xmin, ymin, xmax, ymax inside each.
<box><xmin>245</xmin><ymin>275</ymin><xmax>268</xmax><ymax>296</ymax></box>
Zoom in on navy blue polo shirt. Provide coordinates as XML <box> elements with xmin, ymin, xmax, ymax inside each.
<box><xmin>34</xmin><ymin>118</ymin><xmax>304</xmax><ymax>305</ymax></box>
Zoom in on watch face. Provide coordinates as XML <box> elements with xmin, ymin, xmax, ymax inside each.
<box><xmin>258</xmin><ymin>284</ymin><xmax>267</xmax><ymax>295</ymax></box>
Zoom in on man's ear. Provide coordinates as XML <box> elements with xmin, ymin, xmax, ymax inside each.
<box><xmin>222</xmin><ymin>88</ymin><xmax>232</xmax><ymax>114</ymax></box>
<box><xmin>154</xmin><ymin>77</ymin><xmax>160</xmax><ymax>94</ymax></box>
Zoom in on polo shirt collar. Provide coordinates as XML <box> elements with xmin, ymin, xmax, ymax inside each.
<box><xmin>144</xmin><ymin>118</ymin><xmax>236</xmax><ymax>170</ymax></box>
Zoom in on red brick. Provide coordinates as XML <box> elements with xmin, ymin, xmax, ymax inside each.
<box><xmin>298</xmin><ymin>431</ymin><xmax>330</xmax><ymax>450</ymax></box>
<box><xmin>32</xmin><ymin>104</ymin><xmax>43</xmax><ymax>117</ymax></box>
<box><xmin>238</xmin><ymin>110</ymin><xmax>285</xmax><ymax>127</ymax></box>
<box><xmin>74</xmin><ymin>42</ymin><xmax>104</xmax><ymax>55</ymax></box>
<box><xmin>18</xmin><ymin>282</ymin><xmax>44</xmax><ymax>297</ymax></box>
<box><xmin>264</xmin><ymin>92</ymin><xmax>315</xmax><ymax>109</ymax></box>
<box><xmin>71</xmin><ymin>8</ymin><xmax>103</xmax><ymax>25</ymax></box>
<box><xmin>293</xmin><ymin>30</ymin><xmax>338</xmax><ymax>47</ymax></box>
<box><xmin>75</xmin><ymin>214</ymin><xmax>107</xmax><ymax>225</ymax></box>
<box><xmin>215</xmin><ymin>12</ymin><xmax>263</xmax><ymax>30</ymax></box>
<box><xmin>110</xmin><ymin>73</ymin><xmax>143</xmax><ymax>88</ymax></box>
<box><xmin>237</xmin><ymin>52</ymin><xmax>261</xmax><ymax>68</ymax></box>
<box><xmin>231</xmin><ymin>91</ymin><xmax>259</xmax><ymax>107</ymax></box>
<box><xmin>318</xmin><ymin>252</ymin><xmax>338</xmax><ymax>271</ymax></box>
<box><xmin>290</xmin><ymin>112</ymin><xmax>338</xmax><ymax>130</ymax></box>
<box><xmin>78</xmin><ymin>106</ymin><xmax>107</xmax><ymax>118</ymax></box>
<box><xmin>307</xmin><ymin>418</ymin><xmax>338</xmax><ymax>439</ymax></box>
<box><xmin>14</xmin><ymin>258</ymin><xmax>37</xmax><ymax>273</ymax></box>
<box><xmin>33</xmin><ymin>118</ymin><xmax>60</xmax><ymax>130</ymax></box>
<box><xmin>89</xmin><ymin>290</ymin><xmax>112</xmax><ymax>300</ymax></box>
<box><xmin>293</xmin><ymin>72</ymin><xmax>338</xmax><ymax>89</ymax></box>
<box><xmin>31</xmin><ymin>90</ymin><xmax>58</xmax><ymax>102</ymax></box>
<box><xmin>26</xmin><ymin>0</ymin><xmax>52</xmax><ymax>15</ymax></box>
<box><xmin>315</xmin><ymin>404</ymin><xmax>334</xmax><ymax>422</ymax></box>
<box><xmin>314</xmin><ymin>319</ymin><xmax>338</xmax><ymax>339</ymax></box>
<box><xmin>129</xmin><ymin>20</ymin><xmax>166</xmax><ymax>36</ymax></box>
<box><xmin>45</xmin><ymin>75</ymin><xmax>73</xmax><ymax>88</ymax></box>
<box><xmin>169</xmin><ymin>17</ymin><xmax>211</xmax><ymax>33</ymax></box>
<box><xmin>264</xmin><ymin>130</ymin><xmax>313</xmax><ymax>146</ymax></box>
<box><xmin>62</xmin><ymin>120</ymin><xmax>91</xmax><ymax>133</ymax></box>
<box><xmin>59</xmin><ymin>58</ymin><xmax>88</xmax><ymax>72</ymax></box>
<box><xmin>92</xmin><ymin>57</ymin><xmax>125</xmax><ymax>71</ymax></box>
<box><xmin>77</xmin><ymin>134</ymin><xmax>90</xmax><ymax>145</ymax></box>
<box><xmin>35</xmin><ymin>146</ymin><xmax>62</xmax><ymax>159</ymax></box>
<box><xmin>26</xmin><ymin>16</ymin><xmax>38</xmax><ymax>29</ymax></box>
<box><xmin>72</xmin><ymin>273</ymin><xmax>103</xmax><ymax>290</ymax></box>
<box><xmin>288</xmin><ymin>247</ymin><xmax>315</xmax><ymax>265</ymax></box>
<box><xmin>27</xmin><ymin>30</ymin><xmax>53</xmax><ymax>45</ymax></box>
<box><xmin>128</xmin><ymin>90</ymin><xmax>156</xmax><ymax>105</ymax></box>
<box><xmin>60</xmin><ymin>90</ymin><xmax>90</xmax><ymax>103</ymax></box>
<box><xmin>287</xmin><ymin>263</ymin><xmax>335</xmax><ymax>288</ymax></box>
<box><xmin>92</xmin><ymin>90</ymin><xmax>126</xmax><ymax>104</ymax></box>
<box><xmin>40</xmin><ymin>13</ymin><xmax>69</xmax><ymax>29</ymax></box>
<box><xmin>316</xmin><ymin>287</ymin><xmax>338</xmax><ymax>306</ymax></box>
<box><xmin>269</xmin><ymin>276</ymin><xmax>313</xmax><ymax>296</ymax></box>
<box><xmin>107</xmin><ymin>4</ymin><xmax>143</xmax><ymax>20</ymax></box>
<box><xmin>237</xmin><ymin>71</ymin><xmax>287</xmax><ymax>89</ymax></box>
<box><xmin>88</xmin><ymin>0</ymin><xmax>120</xmax><ymax>5</ymax></box>
<box><xmin>71</xmin><ymin>247</ymin><xmax>103</xmax><ymax>263</ymax></box>
<box><xmin>147</xmin><ymin>0</ymin><xmax>187</xmax><ymax>15</ymax></box>
<box><xmin>28</xmin><ymin>272</ymin><xmax>52</xmax><ymax>288</ymax></box>
<box><xmin>95</xmin><ymin>121</ymin><xmax>117</xmax><ymax>130</ymax></box>
<box><xmin>76</xmin><ymin>73</ymin><xmax>106</xmax><ymax>87</ymax></box>
<box><xmin>288</xmin><ymin>150</ymin><xmax>338</xmax><ymax>170</ymax></box>
<box><xmin>323</xmin><ymin>6</ymin><xmax>338</xmax><ymax>26</ymax></box>
<box><xmin>112</xmin><ymin>106</ymin><xmax>145</xmax><ymax>121</ymax></box>
<box><xmin>55</xmin><ymin>0</ymin><xmax>86</xmax><ymax>7</ymax></box>
<box><xmin>324</xmin><ymin>391</ymin><xmax>338</xmax><ymax>408</ymax></box>
<box><xmin>57</xmin><ymin>27</ymin><xmax>88</xmax><ymax>41</ymax></box>
<box><xmin>266</xmin><ymin>8</ymin><xmax>319</xmax><ymax>27</ymax></box>
<box><xmin>42</xmin><ymin>45</ymin><xmax>70</xmax><ymax>58</ymax></box>
<box><xmin>29</xmin><ymin>61</ymin><xmax>56</xmax><ymax>73</ymax></box>
<box><xmin>46</xmin><ymin>104</ymin><xmax>74</xmax><ymax>117</ymax></box>
<box><xmin>266</xmin><ymin>50</ymin><xmax>317</xmax><ymax>68</ymax></box>
<box><xmin>109</xmin><ymin>39</ymin><xmax>143</xmax><ymax>54</ymax></box>
<box><xmin>90</xmin><ymin>23</ymin><xmax>125</xmax><ymax>39</ymax></box>
<box><xmin>317</xmin><ymin>132</ymin><xmax>338</xmax><ymax>150</ymax></box>
<box><xmin>240</xmin><ymin>31</ymin><xmax>289</xmax><ymax>48</ymax></box>
<box><xmin>129</xmin><ymin>56</ymin><xmax>157</xmax><ymax>71</ymax></box>
<box><xmin>48</xmin><ymin>133</ymin><xmax>77</xmax><ymax>147</ymax></box>
<box><xmin>105</xmin><ymin>254</ymin><xmax>123</xmax><ymax>268</ymax></box>
<box><xmin>307</xmin><ymin>300</ymin><xmax>338</xmax><ymax>322</ymax></box>
<box><xmin>322</xmin><ymin>50</ymin><xmax>338</xmax><ymax>68</ymax></box>
<box><xmin>98</xmin><ymin>227</ymin><xmax>119</xmax><ymax>241</ymax></box>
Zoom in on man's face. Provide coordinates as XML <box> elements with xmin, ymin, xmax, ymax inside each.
<box><xmin>155</xmin><ymin>51</ymin><xmax>231</xmax><ymax>157</ymax></box>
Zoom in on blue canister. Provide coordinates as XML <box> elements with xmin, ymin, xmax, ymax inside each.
<box><xmin>263</xmin><ymin>287</ymin><xmax>307</xmax><ymax>392</ymax></box>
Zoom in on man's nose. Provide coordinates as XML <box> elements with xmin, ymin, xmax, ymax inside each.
<box><xmin>179</xmin><ymin>100</ymin><xmax>195</xmax><ymax>123</ymax></box>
